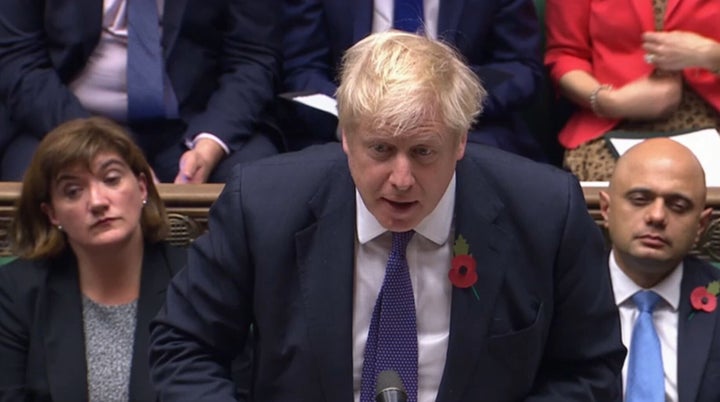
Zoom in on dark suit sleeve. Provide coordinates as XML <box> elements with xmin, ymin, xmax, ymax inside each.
<box><xmin>0</xmin><ymin>0</ymin><xmax>90</xmax><ymax>138</ymax></box>
<box><xmin>467</xmin><ymin>0</ymin><xmax>543</xmax><ymax>119</ymax></box>
<box><xmin>0</xmin><ymin>264</ymin><xmax>31</xmax><ymax>401</ymax></box>
<box><xmin>279</xmin><ymin>0</ymin><xmax>341</xmax><ymax>143</ymax></box>
<box><xmin>525</xmin><ymin>176</ymin><xmax>624</xmax><ymax>401</ymax></box>
<box><xmin>281</xmin><ymin>0</ymin><xmax>338</xmax><ymax>98</ymax></box>
<box><xmin>149</xmin><ymin>174</ymin><xmax>253</xmax><ymax>401</ymax></box>
<box><xmin>182</xmin><ymin>0</ymin><xmax>281</xmax><ymax>151</ymax></box>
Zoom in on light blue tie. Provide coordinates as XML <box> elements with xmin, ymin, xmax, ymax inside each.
<box><xmin>626</xmin><ymin>291</ymin><xmax>664</xmax><ymax>402</ymax></box>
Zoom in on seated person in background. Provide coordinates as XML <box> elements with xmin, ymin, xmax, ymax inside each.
<box><xmin>600</xmin><ymin>138</ymin><xmax>720</xmax><ymax>402</ymax></box>
<box><xmin>280</xmin><ymin>0</ymin><xmax>548</xmax><ymax>161</ymax></box>
<box><xmin>0</xmin><ymin>117</ymin><xmax>187</xmax><ymax>401</ymax></box>
<box><xmin>545</xmin><ymin>0</ymin><xmax>720</xmax><ymax>181</ymax></box>
<box><xmin>0</xmin><ymin>0</ymin><xmax>281</xmax><ymax>183</ymax></box>
<box><xmin>149</xmin><ymin>31</ymin><xmax>624</xmax><ymax>401</ymax></box>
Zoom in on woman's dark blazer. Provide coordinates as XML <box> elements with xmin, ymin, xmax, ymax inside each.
<box><xmin>0</xmin><ymin>241</ymin><xmax>186</xmax><ymax>401</ymax></box>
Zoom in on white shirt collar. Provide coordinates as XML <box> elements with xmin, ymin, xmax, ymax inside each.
<box><xmin>356</xmin><ymin>174</ymin><xmax>456</xmax><ymax>246</ymax></box>
<box><xmin>608</xmin><ymin>250</ymin><xmax>683</xmax><ymax>311</ymax></box>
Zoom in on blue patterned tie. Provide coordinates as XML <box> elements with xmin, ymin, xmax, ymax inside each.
<box><xmin>393</xmin><ymin>0</ymin><xmax>424</xmax><ymax>33</ymax></box>
<box><xmin>127</xmin><ymin>0</ymin><xmax>167</xmax><ymax>121</ymax></box>
<box><xmin>361</xmin><ymin>231</ymin><xmax>418</xmax><ymax>402</ymax></box>
<box><xmin>626</xmin><ymin>291</ymin><xmax>664</xmax><ymax>402</ymax></box>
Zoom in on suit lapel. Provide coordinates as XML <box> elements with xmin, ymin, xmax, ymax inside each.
<box><xmin>436</xmin><ymin>158</ymin><xmax>511</xmax><ymax>401</ymax></box>
<box><xmin>45</xmin><ymin>0</ymin><xmax>103</xmax><ymax>72</ymax></box>
<box><xmin>43</xmin><ymin>252</ymin><xmax>89</xmax><ymax>402</ymax></box>
<box><xmin>677</xmin><ymin>258</ymin><xmax>718</xmax><ymax>402</ymax></box>
<box><xmin>128</xmin><ymin>243</ymin><xmax>173</xmax><ymax>401</ymax></box>
<box><xmin>296</xmin><ymin>163</ymin><xmax>357</xmax><ymax>401</ymax></box>
<box><xmin>352</xmin><ymin>0</ymin><xmax>374</xmax><ymax>43</ymax></box>
<box><xmin>47</xmin><ymin>0</ymin><xmax>102</xmax><ymax>40</ymax></box>
<box><xmin>437</xmin><ymin>0</ymin><xmax>466</xmax><ymax>42</ymax></box>
<box><xmin>161</xmin><ymin>0</ymin><xmax>190</xmax><ymax>59</ymax></box>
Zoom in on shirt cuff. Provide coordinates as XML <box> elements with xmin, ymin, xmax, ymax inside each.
<box><xmin>185</xmin><ymin>133</ymin><xmax>230</xmax><ymax>154</ymax></box>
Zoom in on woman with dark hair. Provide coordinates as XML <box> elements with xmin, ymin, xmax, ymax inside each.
<box><xmin>0</xmin><ymin>117</ymin><xmax>186</xmax><ymax>401</ymax></box>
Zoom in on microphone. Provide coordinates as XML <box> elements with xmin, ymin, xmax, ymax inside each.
<box><xmin>375</xmin><ymin>370</ymin><xmax>408</xmax><ymax>402</ymax></box>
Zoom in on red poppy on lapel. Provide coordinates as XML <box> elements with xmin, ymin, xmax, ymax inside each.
<box><xmin>449</xmin><ymin>235</ymin><xmax>480</xmax><ymax>300</ymax></box>
<box><xmin>688</xmin><ymin>281</ymin><xmax>720</xmax><ymax>320</ymax></box>
<box><xmin>690</xmin><ymin>281</ymin><xmax>719</xmax><ymax>314</ymax></box>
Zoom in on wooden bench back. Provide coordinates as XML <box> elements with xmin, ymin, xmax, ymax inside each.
<box><xmin>1</xmin><ymin>183</ymin><xmax>719</xmax><ymax>263</ymax></box>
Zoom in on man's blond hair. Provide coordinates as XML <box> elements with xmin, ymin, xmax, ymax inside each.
<box><xmin>336</xmin><ymin>30</ymin><xmax>486</xmax><ymax>137</ymax></box>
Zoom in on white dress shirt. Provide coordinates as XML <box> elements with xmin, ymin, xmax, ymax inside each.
<box><xmin>68</xmin><ymin>0</ymin><xmax>135</xmax><ymax>123</ymax></box>
<box><xmin>352</xmin><ymin>174</ymin><xmax>455</xmax><ymax>402</ymax></box>
<box><xmin>609</xmin><ymin>251</ymin><xmax>681</xmax><ymax>402</ymax></box>
<box><xmin>372</xmin><ymin>0</ymin><xmax>440</xmax><ymax>39</ymax></box>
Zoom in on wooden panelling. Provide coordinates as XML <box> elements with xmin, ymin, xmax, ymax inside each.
<box><xmin>1</xmin><ymin>182</ymin><xmax>719</xmax><ymax>262</ymax></box>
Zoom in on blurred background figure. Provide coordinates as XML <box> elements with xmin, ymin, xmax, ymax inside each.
<box><xmin>280</xmin><ymin>0</ymin><xmax>549</xmax><ymax>162</ymax></box>
<box><xmin>0</xmin><ymin>0</ymin><xmax>281</xmax><ymax>183</ymax></box>
<box><xmin>0</xmin><ymin>117</ymin><xmax>186</xmax><ymax>401</ymax></box>
<box><xmin>545</xmin><ymin>0</ymin><xmax>720</xmax><ymax>181</ymax></box>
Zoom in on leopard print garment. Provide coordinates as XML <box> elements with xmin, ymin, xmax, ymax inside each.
<box><xmin>564</xmin><ymin>0</ymin><xmax>720</xmax><ymax>181</ymax></box>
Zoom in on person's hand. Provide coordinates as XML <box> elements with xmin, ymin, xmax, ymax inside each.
<box><xmin>174</xmin><ymin>138</ymin><xmax>225</xmax><ymax>184</ymax></box>
<box><xmin>597</xmin><ymin>74</ymin><xmax>682</xmax><ymax>120</ymax></box>
<box><xmin>642</xmin><ymin>31</ymin><xmax>720</xmax><ymax>71</ymax></box>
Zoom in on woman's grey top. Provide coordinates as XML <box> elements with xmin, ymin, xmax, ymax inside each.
<box><xmin>82</xmin><ymin>295</ymin><xmax>138</xmax><ymax>402</ymax></box>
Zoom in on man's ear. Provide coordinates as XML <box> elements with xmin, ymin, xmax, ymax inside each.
<box><xmin>695</xmin><ymin>207</ymin><xmax>713</xmax><ymax>243</ymax></box>
<box><xmin>341</xmin><ymin>130</ymin><xmax>350</xmax><ymax>155</ymax></box>
<box><xmin>455</xmin><ymin>132</ymin><xmax>468</xmax><ymax>161</ymax></box>
<box><xmin>599</xmin><ymin>190</ymin><xmax>611</xmax><ymax>228</ymax></box>
<box><xmin>41</xmin><ymin>202</ymin><xmax>60</xmax><ymax>226</ymax></box>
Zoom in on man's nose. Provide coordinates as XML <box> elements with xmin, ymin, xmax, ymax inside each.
<box><xmin>388</xmin><ymin>155</ymin><xmax>415</xmax><ymax>191</ymax></box>
<box><xmin>644</xmin><ymin>198</ymin><xmax>668</xmax><ymax>227</ymax></box>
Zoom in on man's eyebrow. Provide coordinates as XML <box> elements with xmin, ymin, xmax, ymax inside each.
<box><xmin>625</xmin><ymin>188</ymin><xmax>695</xmax><ymax>203</ymax></box>
<box><xmin>624</xmin><ymin>187</ymin><xmax>654</xmax><ymax>196</ymax></box>
<box><xmin>663</xmin><ymin>193</ymin><xmax>694</xmax><ymax>205</ymax></box>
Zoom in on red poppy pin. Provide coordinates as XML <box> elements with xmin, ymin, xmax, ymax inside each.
<box><xmin>691</xmin><ymin>280</ymin><xmax>719</xmax><ymax>311</ymax></box>
<box><xmin>688</xmin><ymin>280</ymin><xmax>720</xmax><ymax>320</ymax></box>
<box><xmin>449</xmin><ymin>235</ymin><xmax>480</xmax><ymax>300</ymax></box>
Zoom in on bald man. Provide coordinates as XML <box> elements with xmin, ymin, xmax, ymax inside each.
<box><xmin>600</xmin><ymin>138</ymin><xmax>720</xmax><ymax>402</ymax></box>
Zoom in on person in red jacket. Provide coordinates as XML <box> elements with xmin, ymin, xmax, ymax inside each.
<box><xmin>545</xmin><ymin>0</ymin><xmax>720</xmax><ymax>181</ymax></box>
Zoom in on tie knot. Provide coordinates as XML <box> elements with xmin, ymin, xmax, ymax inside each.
<box><xmin>391</xmin><ymin>231</ymin><xmax>415</xmax><ymax>256</ymax></box>
<box><xmin>632</xmin><ymin>290</ymin><xmax>661</xmax><ymax>313</ymax></box>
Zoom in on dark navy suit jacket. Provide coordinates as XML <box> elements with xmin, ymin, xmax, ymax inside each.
<box><xmin>281</xmin><ymin>0</ymin><xmax>545</xmax><ymax>158</ymax></box>
<box><xmin>671</xmin><ymin>257</ymin><xmax>720</xmax><ymax>402</ymax></box>
<box><xmin>0</xmin><ymin>242</ymin><xmax>186</xmax><ymax>402</ymax></box>
<box><xmin>0</xmin><ymin>0</ymin><xmax>280</xmax><ymax>153</ymax></box>
<box><xmin>149</xmin><ymin>143</ymin><xmax>625</xmax><ymax>401</ymax></box>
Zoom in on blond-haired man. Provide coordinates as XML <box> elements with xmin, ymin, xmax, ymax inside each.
<box><xmin>150</xmin><ymin>31</ymin><xmax>624</xmax><ymax>401</ymax></box>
